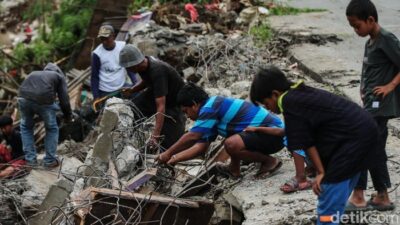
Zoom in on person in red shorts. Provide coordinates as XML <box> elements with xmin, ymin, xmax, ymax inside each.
<box><xmin>0</xmin><ymin>116</ymin><xmax>26</xmax><ymax>179</ymax></box>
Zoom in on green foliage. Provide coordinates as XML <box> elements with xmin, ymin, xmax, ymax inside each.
<box><xmin>269</xmin><ymin>6</ymin><xmax>326</xmax><ymax>16</ymax></box>
<box><xmin>129</xmin><ymin>0</ymin><xmax>153</xmax><ymax>13</ymax></box>
<box><xmin>249</xmin><ymin>23</ymin><xmax>273</xmax><ymax>45</ymax></box>
<box><xmin>11</xmin><ymin>41</ymin><xmax>53</xmax><ymax>65</ymax></box>
<box><xmin>22</xmin><ymin>0</ymin><xmax>53</xmax><ymax>21</ymax></box>
<box><xmin>157</xmin><ymin>0</ymin><xmax>211</xmax><ymax>3</ymax></box>
<box><xmin>48</xmin><ymin>0</ymin><xmax>95</xmax><ymax>52</ymax></box>
<box><xmin>5</xmin><ymin>0</ymin><xmax>96</xmax><ymax>72</ymax></box>
<box><xmin>30</xmin><ymin>40</ymin><xmax>53</xmax><ymax>64</ymax></box>
<box><xmin>13</xmin><ymin>44</ymin><xmax>30</xmax><ymax>63</ymax></box>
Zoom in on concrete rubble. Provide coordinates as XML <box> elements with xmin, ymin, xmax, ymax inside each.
<box><xmin>1</xmin><ymin>0</ymin><xmax>400</xmax><ymax>225</ymax></box>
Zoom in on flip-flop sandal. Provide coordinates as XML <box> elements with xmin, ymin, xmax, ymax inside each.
<box><xmin>280</xmin><ymin>177</ymin><xmax>312</xmax><ymax>193</ymax></box>
<box><xmin>215</xmin><ymin>162</ymin><xmax>241</xmax><ymax>179</ymax></box>
<box><xmin>344</xmin><ymin>202</ymin><xmax>373</xmax><ymax>213</ymax></box>
<box><xmin>367</xmin><ymin>200</ymin><xmax>396</xmax><ymax>211</ymax></box>
<box><xmin>254</xmin><ymin>160</ymin><xmax>282</xmax><ymax>179</ymax></box>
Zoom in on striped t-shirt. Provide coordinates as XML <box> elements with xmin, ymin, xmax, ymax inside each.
<box><xmin>190</xmin><ymin>96</ymin><xmax>284</xmax><ymax>142</ymax></box>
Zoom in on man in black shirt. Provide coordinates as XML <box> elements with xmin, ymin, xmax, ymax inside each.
<box><xmin>250</xmin><ymin>66</ymin><xmax>379</xmax><ymax>225</ymax></box>
<box><xmin>119</xmin><ymin>45</ymin><xmax>186</xmax><ymax>150</ymax></box>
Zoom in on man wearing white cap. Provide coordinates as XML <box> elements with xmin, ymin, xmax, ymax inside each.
<box><xmin>91</xmin><ymin>24</ymin><xmax>137</xmax><ymax>100</ymax></box>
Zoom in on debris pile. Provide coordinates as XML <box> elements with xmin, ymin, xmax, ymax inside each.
<box><xmin>130</xmin><ymin>21</ymin><xmax>284</xmax><ymax>99</ymax></box>
<box><xmin>2</xmin><ymin>1</ymin><xmax>384</xmax><ymax>225</ymax></box>
<box><xmin>0</xmin><ymin>97</ymin><xmax>249</xmax><ymax>224</ymax></box>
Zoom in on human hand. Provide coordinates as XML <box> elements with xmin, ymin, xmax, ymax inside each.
<box><xmin>244</xmin><ymin>127</ymin><xmax>258</xmax><ymax>132</ymax></box>
<box><xmin>121</xmin><ymin>88</ymin><xmax>134</xmax><ymax>97</ymax></box>
<box><xmin>156</xmin><ymin>151</ymin><xmax>172</xmax><ymax>164</ymax></box>
<box><xmin>373</xmin><ymin>83</ymin><xmax>396</xmax><ymax>98</ymax></box>
<box><xmin>313</xmin><ymin>173</ymin><xmax>324</xmax><ymax>196</ymax></box>
<box><xmin>166</xmin><ymin>155</ymin><xmax>178</xmax><ymax>166</ymax></box>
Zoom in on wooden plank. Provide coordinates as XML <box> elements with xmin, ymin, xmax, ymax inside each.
<box><xmin>89</xmin><ymin>187</ymin><xmax>201</xmax><ymax>208</ymax></box>
<box><xmin>0</xmin><ymin>84</ymin><xmax>18</xmax><ymax>94</ymax></box>
<box><xmin>125</xmin><ymin>168</ymin><xmax>157</xmax><ymax>191</ymax></box>
<box><xmin>77</xmin><ymin>186</ymin><xmax>215</xmax><ymax>225</ymax></box>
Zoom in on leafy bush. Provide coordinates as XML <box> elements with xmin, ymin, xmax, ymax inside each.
<box><xmin>4</xmin><ymin>0</ymin><xmax>96</xmax><ymax>71</ymax></box>
<box><xmin>269</xmin><ymin>5</ymin><xmax>325</xmax><ymax>16</ymax></box>
<box><xmin>249</xmin><ymin>23</ymin><xmax>273</xmax><ymax>45</ymax></box>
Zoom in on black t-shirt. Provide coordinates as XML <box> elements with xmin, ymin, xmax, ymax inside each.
<box><xmin>4</xmin><ymin>129</ymin><xmax>24</xmax><ymax>159</ymax></box>
<box><xmin>139</xmin><ymin>57</ymin><xmax>184</xmax><ymax>108</ymax></box>
<box><xmin>282</xmin><ymin>84</ymin><xmax>379</xmax><ymax>183</ymax></box>
<box><xmin>361</xmin><ymin>28</ymin><xmax>400</xmax><ymax>117</ymax></box>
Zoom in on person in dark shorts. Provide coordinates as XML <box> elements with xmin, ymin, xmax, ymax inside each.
<box><xmin>250</xmin><ymin>66</ymin><xmax>380</xmax><ymax>225</ymax></box>
<box><xmin>157</xmin><ymin>83</ymin><xmax>284</xmax><ymax>178</ymax></box>
<box><xmin>119</xmin><ymin>45</ymin><xmax>186</xmax><ymax>150</ymax></box>
<box><xmin>346</xmin><ymin>0</ymin><xmax>399</xmax><ymax>211</ymax></box>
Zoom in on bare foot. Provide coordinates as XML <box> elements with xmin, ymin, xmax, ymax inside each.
<box><xmin>348</xmin><ymin>196</ymin><xmax>367</xmax><ymax>207</ymax></box>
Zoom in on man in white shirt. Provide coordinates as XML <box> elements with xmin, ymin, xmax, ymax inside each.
<box><xmin>91</xmin><ymin>25</ymin><xmax>137</xmax><ymax>100</ymax></box>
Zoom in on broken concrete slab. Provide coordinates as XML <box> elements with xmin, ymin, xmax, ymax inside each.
<box><xmin>28</xmin><ymin>179</ymin><xmax>73</xmax><ymax>225</ymax></box>
<box><xmin>211</xmin><ymin>200</ymin><xmax>244</xmax><ymax>225</ymax></box>
<box><xmin>99</xmin><ymin>108</ymin><xmax>119</xmax><ymax>133</ymax></box>
<box><xmin>83</xmin><ymin>133</ymin><xmax>112</xmax><ymax>187</ymax></box>
<box><xmin>59</xmin><ymin>156</ymin><xmax>84</xmax><ymax>180</ymax></box>
<box><xmin>115</xmin><ymin>145</ymin><xmax>140</xmax><ymax>176</ymax></box>
<box><xmin>21</xmin><ymin>170</ymin><xmax>58</xmax><ymax>209</ymax></box>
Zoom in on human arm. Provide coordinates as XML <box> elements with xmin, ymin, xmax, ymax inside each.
<box><xmin>244</xmin><ymin>126</ymin><xmax>285</xmax><ymax>136</ymax></box>
<box><xmin>373</xmin><ymin>73</ymin><xmax>400</xmax><ymax>98</ymax></box>
<box><xmin>123</xmin><ymin>79</ymin><xmax>146</xmax><ymax>95</ymax></box>
<box><xmin>0</xmin><ymin>166</ymin><xmax>16</xmax><ymax>178</ymax></box>
<box><xmin>167</xmin><ymin>142</ymin><xmax>210</xmax><ymax>165</ymax></box>
<box><xmin>57</xmin><ymin>76</ymin><xmax>72</xmax><ymax>120</ymax></box>
<box><xmin>90</xmin><ymin>53</ymin><xmax>101</xmax><ymax>100</ymax></box>
<box><xmin>127</xmin><ymin>70</ymin><xmax>138</xmax><ymax>85</ymax></box>
<box><xmin>373</xmin><ymin>34</ymin><xmax>400</xmax><ymax>98</ymax></box>
<box><xmin>149</xmin><ymin>96</ymin><xmax>166</xmax><ymax>145</ymax></box>
<box><xmin>157</xmin><ymin>131</ymin><xmax>203</xmax><ymax>163</ymax></box>
<box><xmin>306</xmin><ymin>146</ymin><xmax>325</xmax><ymax>196</ymax></box>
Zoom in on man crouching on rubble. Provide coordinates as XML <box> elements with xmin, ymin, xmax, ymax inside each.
<box><xmin>157</xmin><ymin>83</ymin><xmax>284</xmax><ymax>179</ymax></box>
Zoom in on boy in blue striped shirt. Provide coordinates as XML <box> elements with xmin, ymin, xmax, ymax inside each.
<box><xmin>157</xmin><ymin>83</ymin><xmax>284</xmax><ymax>178</ymax></box>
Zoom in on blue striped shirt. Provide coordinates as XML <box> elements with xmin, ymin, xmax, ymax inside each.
<box><xmin>190</xmin><ymin>96</ymin><xmax>284</xmax><ymax>142</ymax></box>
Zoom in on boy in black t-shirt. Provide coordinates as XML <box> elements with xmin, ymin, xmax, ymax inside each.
<box><xmin>346</xmin><ymin>0</ymin><xmax>399</xmax><ymax>211</ymax></box>
<box><xmin>250</xmin><ymin>66</ymin><xmax>379</xmax><ymax>225</ymax></box>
